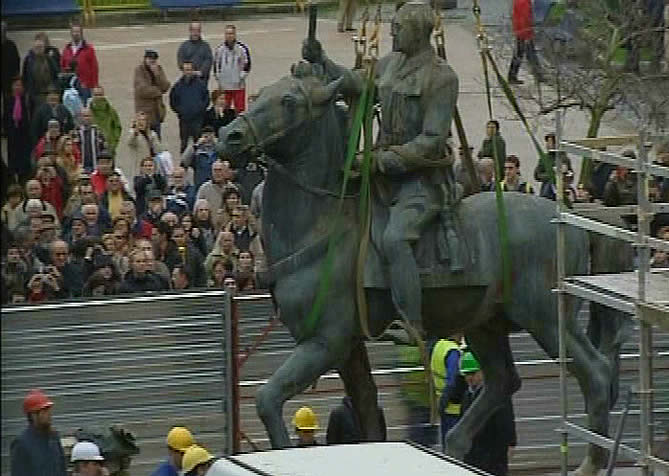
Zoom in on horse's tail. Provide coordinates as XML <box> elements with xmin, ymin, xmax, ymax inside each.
<box><xmin>586</xmin><ymin>233</ymin><xmax>635</xmax><ymax>408</ymax></box>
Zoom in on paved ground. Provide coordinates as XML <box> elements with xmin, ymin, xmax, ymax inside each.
<box><xmin>7</xmin><ymin>6</ymin><xmax>633</xmax><ymax>187</ymax></box>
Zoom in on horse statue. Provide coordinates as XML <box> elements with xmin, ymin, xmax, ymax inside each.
<box><xmin>217</xmin><ymin>66</ymin><xmax>628</xmax><ymax>475</ymax></box>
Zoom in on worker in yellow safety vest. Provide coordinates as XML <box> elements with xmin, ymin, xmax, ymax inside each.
<box><xmin>431</xmin><ymin>334</ymin><xmax>465</xmax><ymax>452</ymax></box>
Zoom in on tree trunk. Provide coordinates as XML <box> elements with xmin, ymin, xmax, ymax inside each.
<box><xmin>578</xmin><ymin>106</ymin><xmax>605</xmax><ymax>186</ymax></box>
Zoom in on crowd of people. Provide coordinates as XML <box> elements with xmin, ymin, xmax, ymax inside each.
<box><xmin>1</xmin><ymin>18</ymin><xmax>668</xmax><ymax>307</ymax></box>
<box><xmin>1</xmin><ymin>20</ymin><xmax>264</xmax><ymax>305</ymax></box>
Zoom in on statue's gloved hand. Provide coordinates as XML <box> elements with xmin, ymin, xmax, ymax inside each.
<box><xmin>352</xmin><ymin>151</ymin><xmax>378</xmax><ymax>174</ymax></box>
<box><xmin>302</xmin><ymin>38</ymin><xmax>324</xmax><ymax>64</ymax></box>
<box><xmin>374</xmin><ymin>149</ymin><xmax>407</xmax><ymax>175</ymax></box>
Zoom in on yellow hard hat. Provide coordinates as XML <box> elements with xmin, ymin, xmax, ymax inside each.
<box><xmin>181</xmin><ymin>445</ymin><xmax>213</xmax><ymax>474</ymax></box>
<box><xmin>293</xmin><ymin>406</ymin><xmax>319</xmax><ymax>430</ymax></box>
<box><xmin>166</xmin><ymin>426</ymin><xmax>194</xmax><ymax>451</ymax></box>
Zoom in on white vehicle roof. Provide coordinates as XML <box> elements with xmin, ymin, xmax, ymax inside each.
<box><xmin>206</xmin><ymin>442</ymin><xmax>491</xmax><ymax>476</ymax></box>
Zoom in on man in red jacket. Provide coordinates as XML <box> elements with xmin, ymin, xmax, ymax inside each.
<box><xmin>508</xmin><ymin>0</ymin><xmax>543</xmax><ymax>85</ymax></box>
<box><xmin>61</xmin><ymin>22</ymin><xmax>99</xmax><ymax>105</ymax></box>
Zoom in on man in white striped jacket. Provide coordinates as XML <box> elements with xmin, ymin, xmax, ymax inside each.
<box><xmin>213</xmin><ymin>25</ymin><xmax>251</xmax><ymax>113</ymax></box>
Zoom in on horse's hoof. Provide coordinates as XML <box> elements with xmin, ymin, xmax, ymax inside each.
<box><xmin>444</xmin><ymin>437</ymin><xmax>467</xmax><ymax>461</ymax></box>
<box><xmin>573</xmin><ymin>456</ymin><xmax>601</xmax><ymax>476</ymax></box>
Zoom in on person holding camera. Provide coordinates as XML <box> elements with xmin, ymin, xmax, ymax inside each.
<box><xmin>172</xmin><ymin>223</ymin><xmax>206</xmax><ymax>288</ymax></box>
<box><xmin>225</xmin><ymin>204</ymin><xmax>257</xmax><ymax>253</ymax></box>
<box><xmin>134</xmin><ymin>157</ymin><xmax>167</xmax><ymax>217</ymax></box>
<box><xmin>181</xmin><ymin>125</ymin><xmax>219</xmax><ymax>192</ymax></box>
<box><xmin>127</xmin><ymin>111</ymin><xmax>163</xmax><ymax>181</ymax></box>
<box><xmin>26</xmin><ymin>267</ymin><xmax>60</xmax><ymax>303</ymax></box>
<box><xmin>48</xmin><ymin>239</ymin><xmax>83</xmax><ymax>298</ymax></box>
<box><xmin>603</xmin><ymin>153</ymin><xmax>638</xmax><ymax>207</ymax></box>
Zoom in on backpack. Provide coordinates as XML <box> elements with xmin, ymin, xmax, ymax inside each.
<box><xmin>62</xmin><ymin>76</ymin><xmax>83</xmax><ymax>119</ymax></box>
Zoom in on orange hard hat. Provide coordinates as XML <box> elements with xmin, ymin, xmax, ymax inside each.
<box><xmin>23</xmin><ymin>389</ymin><xmax>54</xmax><ymax>414</ymax></box>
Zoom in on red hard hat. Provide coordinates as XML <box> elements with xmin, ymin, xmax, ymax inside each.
<box><xmin>23</xmin><ymin>389</ymin><xmax>54</xmax><ymax>414</ymax></box>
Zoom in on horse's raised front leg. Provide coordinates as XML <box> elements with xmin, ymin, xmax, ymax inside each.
<box><xmin>338</xmin><ymin>338</ymin><xmax>386</xmax><ymax>442</ymax></box>
<box><xmin>446</xmin><ymin>326</ymin><xmax>521</xmax><ymax>460</ymax></box>
<box><xmin>256</xmin><ymin>337</ymin><xmax>335</xmax><ymax>448</ymax></box>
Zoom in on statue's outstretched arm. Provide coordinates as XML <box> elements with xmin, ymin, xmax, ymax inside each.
<box><xmin>301</xmin><ymin>38</ymin><xmax>363</xmax><ymax>97</ymax></box>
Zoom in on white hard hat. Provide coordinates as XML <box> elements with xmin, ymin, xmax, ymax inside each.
<box><xmin>71</xmin><ymin>441</ymin><xmax>105</xmax><ymax>462</ymax></box>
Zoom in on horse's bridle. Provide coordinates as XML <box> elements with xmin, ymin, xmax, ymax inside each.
<box><xmin>232</xmin><ymin>80</ymin><xmax>314</xmax><ymax>157</ymax></box>
<box><xmin>231</xmin><ymin>81</ymin><xmax>358</xmax><ymax>200</ymax></box>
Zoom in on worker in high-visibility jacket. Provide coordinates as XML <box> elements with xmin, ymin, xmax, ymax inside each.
<box><xmin>431</xmin><ymin>334</ymin><xmax>465</xmax><ymax>452</ymax></box>
<box><xmin>397</xmin><ymin>341</ymin><xmax>438</xmax><ymax>447</ymax></box>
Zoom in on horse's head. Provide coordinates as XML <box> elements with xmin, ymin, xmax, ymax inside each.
<box><xmin>217</xmin><ymin>62</ymin><xmax>344</xmax><ymax>162</ymax></box>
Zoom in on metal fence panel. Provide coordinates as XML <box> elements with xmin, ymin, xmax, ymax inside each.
<box><xmin>1</xmin><ymin>291</ymin><xmax>232</xmax><ymax>476</ymax></box>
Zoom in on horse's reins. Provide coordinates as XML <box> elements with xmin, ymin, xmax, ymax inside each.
<box><xmin>235</xmin><ymin>81</ymin><xmax>359</xmax><ymax>200</ymax></box>
<box><xmin>234</xmin><ymin>80</ymin><xmax>314</xmax><ymax>157</ymax></box>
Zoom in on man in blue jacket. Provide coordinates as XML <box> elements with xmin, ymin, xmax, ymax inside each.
<box><xmin>11</xmin><ymin>389</ymin><xmax>67</xmax><ymax>476</ymax></box>
<box><xmin>169</xmin><ymin>60</ymin><xmax>209</xmax><ymax>153</ymax></box>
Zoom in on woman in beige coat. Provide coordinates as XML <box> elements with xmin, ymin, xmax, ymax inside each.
<box><xmin>133</xmin><ymin>49</ymin><xmax>170</xmax><ymax>138</ymax></box>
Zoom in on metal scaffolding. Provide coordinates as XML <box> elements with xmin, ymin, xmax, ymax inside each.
<box><xmin>555</xmin><ymin>126</ymin><xmax>669</xmax><ymax>476</ymax></box>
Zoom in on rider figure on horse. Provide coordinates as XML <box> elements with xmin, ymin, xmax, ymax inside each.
<box><xmin>303</xmin><ymin>1</ymin><xmax>462</xmax><ymax>330</ymax></box>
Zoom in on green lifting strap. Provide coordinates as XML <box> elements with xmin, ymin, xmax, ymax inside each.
<box><xmin>299</xmin><ymin>67</ymin><xmax>376</xmax><ymax>342</ymax></box>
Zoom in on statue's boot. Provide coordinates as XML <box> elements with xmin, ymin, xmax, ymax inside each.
<box><xmin>441</xmin><ymin>210</ymin><xmax>464</xmax><ymax>273</ymax></box>
<box><xmin>386</xmin><ymin>241</ymin><xmax>425</xmax><ymax>337</ymax></box>
<box><xmin>446</xmin><ymin>226</ymin><xmax>464</xmax><ymax>273</ymax></box>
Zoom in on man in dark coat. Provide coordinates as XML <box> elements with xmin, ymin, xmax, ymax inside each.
<box><xmin>171</xmin><ymin>224</ymin><xmax>206</xmax><ymax>287</ymax></box>
<box><xmin>10</xmin><ymin>389</ymin><xmax>67</xmax><ymax>476</ymax></box>
<box><xmin>325</xmin><ymin>396</ymin><xmax>387</xmax><ymax>445</ymax></box>
<box><xmin>169</xmin><ymin>60</ymin><xmax>209</xmax><ymax>153</ymax></box>
<box><xmin>2</xmin><ymin>21</ymin><xmax>21</xmax><ymax>133</ymax></box>
<box><xmin>119</xmin><ymin>248</ymin><xmax>169</xmax><ymax>294</ymax></box>
<box><xmin>31</xmin><ymin>87</ymin><xmax>74</xmax><ymax>146</ymax></box>
<box><xmin>326</xmin><ymin>396</ymin><xmax>363</xmax><ymax>445</ymax></box>
<box><xmin>460</xmin><ymin>352</ymin><xmax>517</xmax><ymax>476</ymax></box>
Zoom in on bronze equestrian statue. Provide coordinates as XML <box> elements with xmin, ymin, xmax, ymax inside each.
<box><xmin>217</xmin><ymin>4</ymin><xmax>628</xmax><ymax>475</ymax></box>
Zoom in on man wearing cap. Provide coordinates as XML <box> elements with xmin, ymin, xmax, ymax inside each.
<box><xmin>151</xmin><ymin>426</ymin><xmax>194</xmax><ymax>476</ymax></box>
<box><xmin>181</xmin><ymin>444</ymin><xmax>215</xmax><ymax>476</ymax></box>
<box><xmin>133</xmin><ymin>49</ymin><xmax>170</xmax><ymax>138</ymax></box>
<box><xmin>71</xmin><ymin>441</ymin><xmax>107</xmax><ymax>476</ymax></box>
<box><xmin>10</xmin><ymin>389</ymin><xmax>67</xmax><ymax>476</ymax></box>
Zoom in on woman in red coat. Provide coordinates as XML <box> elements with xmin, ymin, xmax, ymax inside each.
<box><xmin>508</xmin><ymin>0</ymin><xmax>543</xmax><ymax>84</ymax></box>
